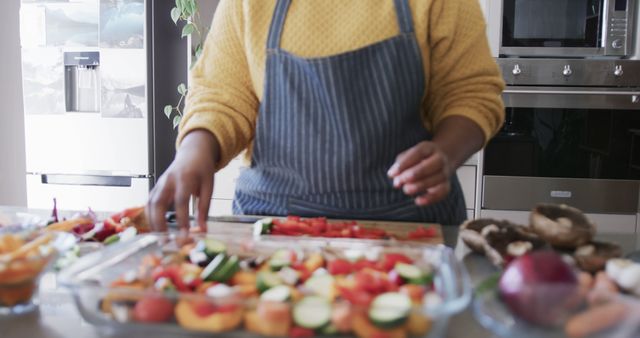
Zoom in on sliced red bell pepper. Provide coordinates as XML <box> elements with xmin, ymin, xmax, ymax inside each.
<box><xmin>289</xmin><ymin>326</ymin><xmax>315</xmax><ymax>337</ymax></box>
<box><xmin>407</xmin><ymin>226</ymin><xmax>437</xmax><ymax>239</ymax></box>
<box><xmin>353</xmin><ymin>259</ymin><xmax>378</xmax><ymax>271</ymax></box>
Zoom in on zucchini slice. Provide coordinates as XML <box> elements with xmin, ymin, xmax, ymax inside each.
<box><xmin>269</xmin><ymin>249</ymin><xmax>293</xmax><ymax>271</ymax></box>
<box><xmin>210</xmin><ymin>255</ymin><xmax>239</xmax><ymax>282</ymax></box>
<box><xmin>368</xmin><ymin>292</ymin><xmax>411</xmax><ymax>329</ymax></box>
<box><xmin>303</xmin><ymin>274</ymin><xmax>335</xmax><ymax>299</ymax></box>
<box><xmin>200</xmin><ymin>253</ymin><xmax>227</xmax><ymax>282</ymax></box>
<box><xmin>203</xmin><ymin>238</ymin><xmax>227</xmax><ymax>258</ymax></box>
<box><xmin>253</xmin><ymin>217</ymin><xmax>274</xmax><ymax>236</ymax></box>
<box><xmin>395</xmin><ymin>263</ymin><xmax>432</xmax><ymax>285</ymax></box>
<box><xmin>293</xmin><ymin>296</ymin><xmax>331</xmax><ymax>329</ymax></box>
<box><xmin>257</xmin><ymin>271</ymin><xmax>284</xmax><ymax>293</ymax></box>
<box><xmin>260</xmin><ymin>285</ymin><xmax>291</xmax><ymax>302</ymax></box>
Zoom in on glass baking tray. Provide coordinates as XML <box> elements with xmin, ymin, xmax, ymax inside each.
<box><xmin>59</xmin><ymin>233</ymin><xmax>471</xmax><ymax>337</ymax></box>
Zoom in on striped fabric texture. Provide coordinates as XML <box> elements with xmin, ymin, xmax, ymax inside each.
<box><xmin>233</xmin><ymin>0</ymin><xmax>466</xmax><ymax>225</ymax></box>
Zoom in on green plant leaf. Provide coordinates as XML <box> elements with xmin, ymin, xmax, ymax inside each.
<box><xmin>164</xmin><ymin>105</ymin><xmax>173</xmax><ymax>118</ymax></box>
<box><xmin>175</xmin><ymin>0</ymin><xmax>183</xmax><ymax>11</ymax></box>
<box><xmin>182</xmin><ymin>2</ymin><xmax>192</xmax><ymax>17</ymax></box>
<box><xmin>180</xmin><ymin>0</ymin><xmax>189</xmax><ymax>14</ymax></box>
<box><xmin>171</xmin><ymin>7</ymin><xmax>181</xmax><ymax>25</ymax></box>
<box><xmin>182</xmin><ymin>23</ymin><xmax>195</xmax><ymax>38</ymax></box>
<box><xmin>177</xmin><ymin>83</ymin><xmax>187</xmax><ymax>95</ymax></box>
<box><xmin>187</xmin><ymin>0</ymin><xmax>197</xmax><ymax>17</ymax></box>
<box><xmin>173</xmin><ymin>115</ymin><xmax>182</xmax><ymax>129</ymax></box>
<box><xmin>195</xmin><ymin>44</ymin><xmax>203</xmax><ymax>59</ymax></box>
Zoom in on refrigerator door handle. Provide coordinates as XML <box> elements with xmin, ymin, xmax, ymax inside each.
<box><xmin>40</xmin><ymin>174</ymin><xmax>133</xmax><ymax>187</ymax></box>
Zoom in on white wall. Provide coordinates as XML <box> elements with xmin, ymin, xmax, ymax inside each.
<box><xmin>0</xmin><ymin>0</ymin><xmax>27</xmax><ymax>206</ymax></box>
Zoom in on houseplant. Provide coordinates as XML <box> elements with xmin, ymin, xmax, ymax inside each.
<box><xmin>164</xmin><ymin>0</ymin><xmax>209</xmax><ymax>129</ymax></box>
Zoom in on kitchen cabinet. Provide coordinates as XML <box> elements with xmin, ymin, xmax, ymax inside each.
<box><xmin>457</xmin><ymin>165</ymin><xmax>477</xmax><ymax>215</ymax></box>
<box><xmin>477</xmin><ymin>0</ymin><xmax>500</xmax><ymax>57</ymax></box>
<box><xmin>209</xmin><ymin>157</ymin><xmax>242</xmax><ymax>216</ymax></box>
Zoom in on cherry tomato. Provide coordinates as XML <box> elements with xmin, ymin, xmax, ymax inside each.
<box><xmin>151</xmin><ymin>265</ymin><xmax>189</xmax><ymax>291</ymax></box>
<box><xmin>192</xmin><ymin>300</ymin><xmax>218</xmax><ymax>317</ymax></box>
<box><xmin>133</xmin><ymin>296</ymin><xmax>174</xmax><ymax>322</ymax></box>
<box><xmin>328</xmin><ymin>259</ymin><xmax>353</xmax><ymax>275</ymax></box>
<box><xmin>378</xmin><ymin>253</ymin><xmax>413</xmax><ymax>271</ymax></box>
<box><xmin>338</xmin><ymin>286</ymin><xmax>374</xmax><ymax>308</ymax></box>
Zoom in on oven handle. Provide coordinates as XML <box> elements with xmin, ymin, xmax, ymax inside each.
<box><xmin>503</xmin><ymin>87</ymin><xmax>640</xmax><ymax>109</ymax></box>
<box><xmin>503</xmin><ymin>88</ymin><xmax>640</xmax><ymax>98</ymax></box>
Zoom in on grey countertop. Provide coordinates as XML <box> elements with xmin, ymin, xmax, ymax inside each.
<box><xmin>2</xmin><ymin>207</ymin><xmax>640</xmax><ymax>338</ymax></box>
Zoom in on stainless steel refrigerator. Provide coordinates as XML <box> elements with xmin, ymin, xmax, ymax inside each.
<box><xmin>19</xmin><ymin>0</ymin><xmax>186</xmax><ymax>211</ymax></box>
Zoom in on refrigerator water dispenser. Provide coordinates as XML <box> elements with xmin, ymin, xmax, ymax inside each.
<box><xmin>64</xmin><ymin>51</ymin><xmax>100</xmax><ymax>112</ymax></box>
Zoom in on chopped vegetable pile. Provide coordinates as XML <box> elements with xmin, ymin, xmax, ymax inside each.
<box><xmin>101</xmin><ymin>236</ymin><xmax>441</xmax><ymax>337</ymax></box>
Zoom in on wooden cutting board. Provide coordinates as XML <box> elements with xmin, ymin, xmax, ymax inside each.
<box><xmin>206</xmin><ymin>216</ymin><xmax>444</xmax><ymax>245</ymax></box>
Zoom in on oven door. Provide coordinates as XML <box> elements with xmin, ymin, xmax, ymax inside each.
<box><xmin>483</xmin><ymin>87</ymin><xmax>640</xmax><ymax>214</ymax></box>
<box><xmin>498</xmin><ymin>0</ymin><xmax>634</xmax><ymax>57</ymax></box>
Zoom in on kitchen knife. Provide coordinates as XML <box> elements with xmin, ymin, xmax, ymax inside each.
<box><xmin>165</xmin><ymin>211</ymin><xmax>262</xmax><ymax>226</ymax></box>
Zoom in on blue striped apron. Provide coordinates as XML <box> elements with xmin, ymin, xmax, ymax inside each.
<box><xmin>233</xmin><ymin>0</ymin><xmax>467</xmax><ymax>225</ymax></box>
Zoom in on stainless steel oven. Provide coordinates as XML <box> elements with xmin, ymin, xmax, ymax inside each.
<box><xmin>482</xmin><ymin>59</ymin><xmax>640</xmax><ymax>228</ymax></box>
<box><xmin>492</xmin><ymin>0</ymin><xmax>637</xmax><ymax>57</ymax></box>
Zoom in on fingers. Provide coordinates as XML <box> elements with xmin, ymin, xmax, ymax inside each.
<box><xmin>174</xmin><ymin>180</ymin><xmax>193</xmax><ymax>231</ymax></box>
<box><xmin>387</xmin><ymin>142</ymin><xmax>435</xmax><ymax>178</ymax></box>
<box><xmin>147</xmin><ymin>176</ymin><xmax>174</xmax><ymax>232</ymax></box>
<box><xmin>394</xmin><ymin>154</ymin><xmax>446</xmax><ymax>188</ymax></box>
<box><xmin>415</xmin><ymin>182</ymin><xmax>451</xmax><ymax>206</ymax></box>
<box><xmin>389</xmin><ymin>141</ymin><xmax>453</xmax><ymax>206</ymax></box>
<box><xmin>197</xmin><ymin>176</ymin><xmax>214</xmax><ymax>232</ymax></box>
<box><xmin>401</xmin><ymin>172</ymin><xmax>447</xmax><ymax>196</ymax></box>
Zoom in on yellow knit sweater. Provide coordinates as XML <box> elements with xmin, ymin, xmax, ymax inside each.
<box><xmin>179</xmin><ymin>0</ymin><xmax>505</xmax><ymax>170</ymax></box>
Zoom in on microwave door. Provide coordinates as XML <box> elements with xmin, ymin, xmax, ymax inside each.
<box><xmin>497</xmin><ymin>0</ymin><xmax>635</xmax><ymax>57</ymax></box>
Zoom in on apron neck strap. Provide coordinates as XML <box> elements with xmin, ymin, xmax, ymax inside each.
<box><xmin>393</xmin><ymin>0</ymin><xmax>415</xmax><ymax>34</ymax></box>
<box><xmin>267</xmin><ymin>0</ymin><xmax>292</xmax><ymax>50</ymax></box>
<box><xmin>267</xmin><ymin>0</ymin><xmax>415</xmax><ymax>51</ymax></box>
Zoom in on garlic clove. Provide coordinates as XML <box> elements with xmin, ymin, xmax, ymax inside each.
<box><xmin>616</xmin><ymin>264</ymin><xmax>640</xmax><ymax>291</ymax></box>
<box><xmin>606</xmin><ymin>258</ymin><xmax>634</xmax><ymax>281</ymax></box>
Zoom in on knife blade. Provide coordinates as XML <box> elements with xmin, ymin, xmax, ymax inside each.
<box><xmin>165</xmin><ymin>211</ymin><xmax>262</xmax><ymax>225</ymax></box>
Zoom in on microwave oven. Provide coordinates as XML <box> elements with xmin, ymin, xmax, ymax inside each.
<box><xmin>490</xmin><ymin>0</ymin><xmax>637</xmax><ymax>58</ymax></box>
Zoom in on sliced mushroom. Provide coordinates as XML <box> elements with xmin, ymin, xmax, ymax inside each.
<box><xmin>483</xmin><ymin>224</ymin><xmax>547</xmax><ymax>267</ymax></box>
<box><xmin>573</xmin><ymin>241</ymin><xmax>622</xmax><ymax>273</ymax></box>
<box><xmin>530</xmin><ymin>204</ymin><xmax>595</xmax><ymax>249</ymax></box>
<box><xmin>459</xmin><ymin>218</ymin><xmax>546</xmax><ymax>267</ymax></box>
<box><xmin>459</xmin><ymin>219</ymin><xmax>508</xmax><ymax>254</ymax></box>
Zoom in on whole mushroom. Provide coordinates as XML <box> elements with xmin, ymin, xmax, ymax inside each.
<box><xmin>573</xmin><ymin>241</ymin><xmax>622</xmax><ymax>273</ymax></box>
<box><xmin>530</xmin><ymin>204</ymin><xmax>595</xmax><ymax>249</ymax></box>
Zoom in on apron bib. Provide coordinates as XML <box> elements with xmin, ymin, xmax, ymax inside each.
<box><xmin>233</xmin><ymin>0</ymin><xmax>466</xmax><ymax>225</ymax></box>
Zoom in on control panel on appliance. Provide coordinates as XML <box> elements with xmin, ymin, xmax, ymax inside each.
<box><xmin>605</xmin><ymin>0</ymin><xmax>631</xmax><ymax>55</ymax></box>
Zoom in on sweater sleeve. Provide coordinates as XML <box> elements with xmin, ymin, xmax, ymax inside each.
<box><xmin>423</xmin><ymin>0</ymin><xmax>505</xmax><ymax>144</ymax></box>
<box><xmin>177</xmin><ymin>0</ymin><xmax>259</xmax><ymax>170</ymax></box>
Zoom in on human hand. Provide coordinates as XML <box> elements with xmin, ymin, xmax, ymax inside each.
<box><xmin>147</xmin><ymin>130</ymin><xmax>218</xmax><ymax>231</ymax></box>
<box><xmin>387</xmin><ymin>141</ymin><xmax>453</xmax><ymax>206</ymax></box>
